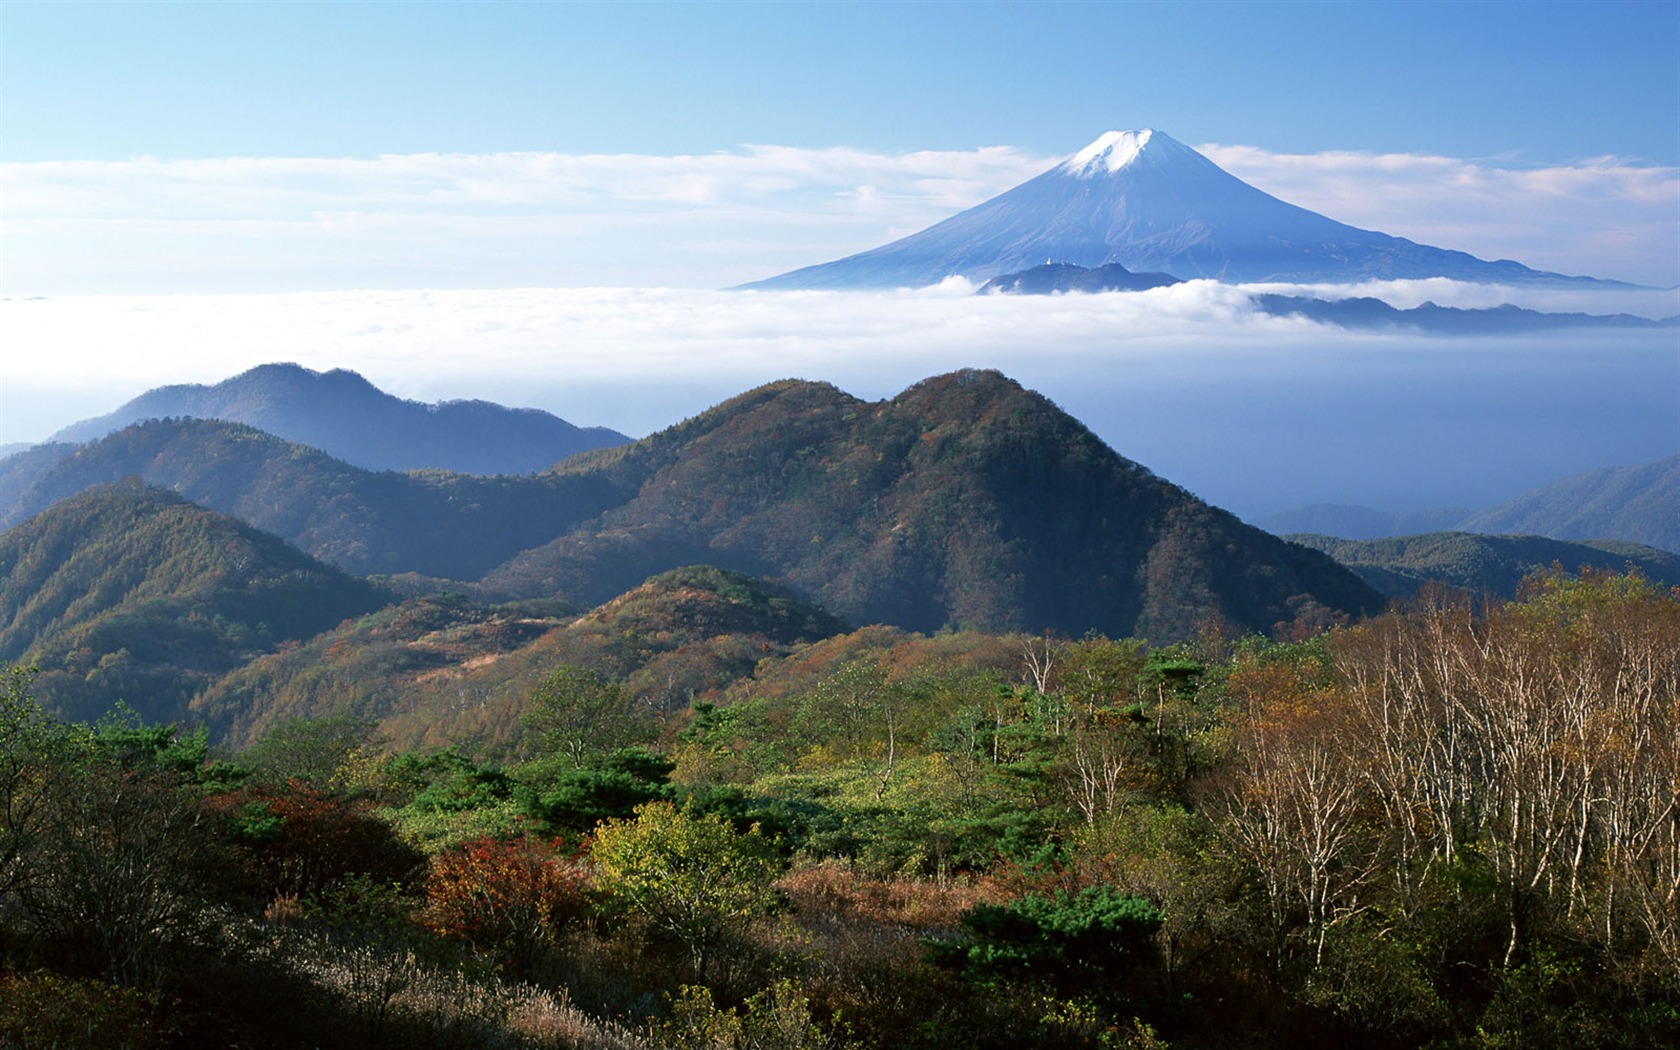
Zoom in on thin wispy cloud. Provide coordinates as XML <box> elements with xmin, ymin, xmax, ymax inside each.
<box><xmin>1203</xmin><ymin>144</ymin><xmax>1680</xmax><ymax>286</ymax></box>
<box><xmin>4</xmin><ymin>141</ymin><xmax>1676</xmax><ymax>293</ymax></box>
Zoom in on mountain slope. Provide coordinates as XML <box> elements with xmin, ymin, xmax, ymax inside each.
<box><xmin>0</xmin><ymin>418</ymin><xmax>625</xmax><ymax>579</ymax></box>
<box><xmin>194</xmin><ymin>566</ymin><xmax>849</xmax><ymax>751</ymax></box>
<box><xmin>484</xmin><ymin>370</ymin><xmax>1383</xmax><ymax>640</ymax></box>
<box><xmin>50</xmin><ymin>363</ymin><xmax>629</xmax><ymax>475</ymax></box>
<box><xmin>1457</xmin><ymin>455</ymin><xmax>1680</xmax><ymax>554</ymax></box>
<box><xmin>740</xmin><ymin>130</ymin><xmax>1621</xmax><ymax>290</ymax></box>
<box><xmin>1288</xmin><ymin>532</ymin><xmax>1680</xmax><ymax>600</ymax></box>
<box><xmin>0</xmin><ymin>481</ymin><xmax>389</xmax><ymax>724</ymax></box>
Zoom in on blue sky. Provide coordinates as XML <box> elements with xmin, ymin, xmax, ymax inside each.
<box><xmin>1</xmin><ymin>1</ymin><xmax>1676</xmax><ymax>518</ymax></box>
<box><xmin>4</xmin><ymin>1</ymin><xmax>1676</xmax><ymax>164</ymax></box>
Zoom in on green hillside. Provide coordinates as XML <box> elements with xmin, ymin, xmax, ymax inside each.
<box><xmin>0</xmin><ymin>481</ymin><xmax>389</xmax><ymax>723</ymax></box>
<box><xmin>195</xmin><ymin>565</ymin><xmax>849</xmax><ymax>751</ymax></box>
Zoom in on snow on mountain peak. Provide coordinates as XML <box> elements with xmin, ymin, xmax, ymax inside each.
<box><xmin>1062</xmin><ymin>130</ymin><xmax>1154</xmax><ymax>177</ymax></box>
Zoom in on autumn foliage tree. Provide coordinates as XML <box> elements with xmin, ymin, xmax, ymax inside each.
<box><xmin>210</xmin><ymin>779</ymin><xmax>423</xmax><ymax>902</ymax></box>
<box><xmin>421</xmin><ymin>834</ymin><xmax>592</xmax><ymax>972</ymax></box>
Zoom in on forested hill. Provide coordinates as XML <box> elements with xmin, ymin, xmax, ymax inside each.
<box><xmin>1289</xmin><ymin>531</ymin><xmax>1680</xmax><ymax>599</ymax></box>
<box><xmin>0</xmin><ymin>418</ymin><xmax>625</xmax><ymax>579</ymax></box>
<box><xmin>0</xmin><ymin>481</ymin><xmax>389</xmax><ymax>723</ymax></box>
<box><xmin>487</xmin><ymin>369</ymin><xmax>1383</xmax><ymax>639</ymax></box>
<box><xmin>48</xmin><ymin>362</ymin><xmax>630</xmax><ymax>475</ymax></box>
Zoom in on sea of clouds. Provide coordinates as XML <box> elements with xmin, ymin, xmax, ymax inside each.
<box><xmin>2</xmin><ymin>140</ymin><xmax>1675</xmax><ymax>520</ymax></box>
<box><xmin>3</xmin><ymin>282</ymin><xmax>1674</xmax><ymax>522</ymax></box>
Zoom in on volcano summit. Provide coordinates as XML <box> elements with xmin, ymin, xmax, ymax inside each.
<box><xmin>738</xmin><ymin>130</ymin><xmax>1625</xmax><ymax>291</ymax></box>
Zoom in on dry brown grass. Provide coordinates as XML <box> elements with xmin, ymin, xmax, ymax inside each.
<box><xmin>776</xmin><ymin>861</ymin><xmax>997</xmax><ymax>933</ymax></box>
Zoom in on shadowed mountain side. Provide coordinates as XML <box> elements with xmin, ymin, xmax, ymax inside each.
<box><xmin>482</xmin><ymin>370</ymin><xmax>1383</xmax><ymax>640</ymax></box>
<box><xmin>0</xmin><ymin>442</ymin><xmax>81</xmax><ymax>519</ymax></box>
<box><xmin>49</xmin><ymin>362</ymin><xmax>630</xmax><ymax>475</ymax></box>
<box><xmin>194</xmin><ymin>566</ymin><xmax>849</xmax><ymax>751</ymax></box>
<box><xmin>0</xmin><ymin>419</ymin><xmax>626</xmax><ymax>579</ymax></box>
<box><xmin>1458</xmin><ymin>455</ymin><xmax>1680</xmax><ymax>554</ymax></box>
<box><xmin>1287</xmin><ymin>532</ymin><xmax>1680</xmax><ymax>600</ymax></box>
<box><xmin>0</xmin><ymin>481</ymin><xmax>390</xmax><ymax>724</ymax></box>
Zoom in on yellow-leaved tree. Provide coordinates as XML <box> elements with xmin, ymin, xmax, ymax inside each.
<box><xmin>590</xmin><ymin>800</ymin><xmax>782</xmax><ymax>980</ymax></box>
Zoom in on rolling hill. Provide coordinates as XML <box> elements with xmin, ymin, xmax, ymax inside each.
<box><xmin>0</xmin><ymin>481</ymin><xmax>389</xmax><ymax>724</ymax></box>
<box><xmin>4</xmin><ymin>369</ymin><xmax>1385</xmax><ymax>654</ymax></box>
<box><xmin>1457</xmin><ymin>455</ymin><xmax>1680</xmax><ymax>553</ymax></box>
<box><xmin>194</xmin><ymin>565</ymin><xmax>850</xmax><ymax>751</ymax></box>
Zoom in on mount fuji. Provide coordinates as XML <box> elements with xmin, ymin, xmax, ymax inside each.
<box><xmin>738</xmin><ymin>130</ymin><xmax>1629</xmax><ymax>291</ymax></box>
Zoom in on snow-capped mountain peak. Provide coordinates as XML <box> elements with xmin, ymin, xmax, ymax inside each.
<box><xmin>1062</xmin><ymin>129</ymin><xmax>1154</xmax><ymax>176</ymax></box>
<box><xmin>736</xmin><ymin>129</ymin><xmax>1625</xmax><ymax>291</ymax></box>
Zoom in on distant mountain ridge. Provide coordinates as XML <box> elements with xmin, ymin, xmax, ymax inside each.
<box><xmin>741</xmin><ymin>129</ymin><xmax>1630</xmax><ymax>290</ymax></box>
<box><xmin>1258</xmin><ymin>504</ymin><xmax>1472</xmax><ymax>541</ymax></box>
<box><xmin>48</xmin><ymin>363</ymin><xmax>629</xmax><ymax>475</ymax></box>
<box><xmin>1261</xmin><ymin>455</ymin><xmax>1680</xmax><ymax>554</ymax></box>
<box><xmin>974</xmin><ymin>262</ymin><xmax>1673</xmax><ymax>331</ymax></box>
<box><xmin>1287</xmin><ymin>532</ymin><xmax>1680</xmax><ymax>600</ymax></box>
<box><xmin>0</xmin><ymin>418</ymin><xmax>624</xmax><ymax>579</ymax></box>
<box><xmin>1250</xmin><ymin>294</ymin><xmax>1677</xmax><ymax>333</ymax></box>
<box><xmin>1459</xmin><ymin>455</ymin><xmax>1680</xmax><ymax>552</ymax></box>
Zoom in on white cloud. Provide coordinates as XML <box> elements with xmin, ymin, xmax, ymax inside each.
<box><xmin>0</xmin><ymin>146</ymin><xmax>1055</xmax><ymax>293</ymax></box>
<box><xmin>4</xmin><ymin>141</ymin><xmax>1676</xmax><ymax>293</ymax></box>
<box><xmin>1199</xmin><ymin>144</ymin><xmax>1680</xmax><ymax>287</ymax></box>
